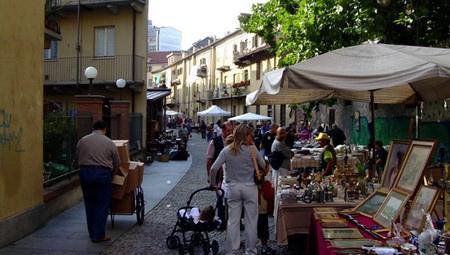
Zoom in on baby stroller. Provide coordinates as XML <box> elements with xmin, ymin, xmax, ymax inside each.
<box><xmin>166</xmin><ymin>187</ymin><xmax>224</xmax><ymax>255</ymax></box>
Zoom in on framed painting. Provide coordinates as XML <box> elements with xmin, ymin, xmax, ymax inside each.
<box><xmin>404</xmin><ymin>185</ymin><xmax>440</xmax><ymax>232</ymax></box>
<box><xmin>373</xmin><ymin>189</ymin><xmax>409</xmax><ymax>228</ymax></box>
<box><xmin>330</xmin><ymin>239</ymin><xmax>382</xmax><ymax>249</ymax></box>
<box><xmin>394</xmin><ymin>140</ymin><xmax>436</xmax><ymax>193</ymax></box>
<box><xmin>322</xmin><ymin>228</ymin><xmax>363</xmax><ymax>239</ymax></box>
<box><xmin>380</xmin><ymin>140</ymin><xmax>410</xmax><ymax>190</ymax></box>
<box><xmin>353</xmin><ymin>190</ymin><xmax>388</xmax><ymax>218</ymax></box>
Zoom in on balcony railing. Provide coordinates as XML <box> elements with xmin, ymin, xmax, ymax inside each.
<box><xmin>56</xmin><ymin>0</ymin><xmax>146</xmax><ymax>12</ymax></box>
<box><xmin>44</xmin><ymin>55</ymin><xmax>145</xmax><ymax>84</ymax></box>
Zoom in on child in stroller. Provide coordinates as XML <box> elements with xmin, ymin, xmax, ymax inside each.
<box><xmin>166</xmin><ymin>187</ymin><xmax>225</xmax><ymax>255</ymax></box>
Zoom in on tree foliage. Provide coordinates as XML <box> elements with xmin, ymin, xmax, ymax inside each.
<box><xmin>240</xmin><ymin>0</ymin><xmax>450</xmax><ymax>121</ymax></box>
<box><xmin>240</xmin><ymin>0</ymin><xmax>450</xmax><ymax>67</ymax></box>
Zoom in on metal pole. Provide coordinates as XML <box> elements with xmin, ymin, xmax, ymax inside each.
<box><xmin>88</xmin><ymin>78</ymin><xmax>93</xmax><ymax>94</ymax></box>
<box><xmin>230</xmin><ymin>87</ymin><xmax>233</xmax><ymax>116</ymax></box>
<box><xmin>415</xmin><ymin>101</ymin><xmax>422</xmax><ymax>139</ymax></box>
<box><xmin>369</xmin><ymin>90</ymin><xmax>376</xmax><ymax>178</ymax></box>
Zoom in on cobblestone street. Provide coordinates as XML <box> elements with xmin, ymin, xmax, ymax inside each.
<box><xmin>101</xmin><ymin>134</ymin><xmax>286</xmax><ymax>255</ymax></box>
<box><xmin>101</xmin><ymin>134</ymin><xmax>224</xmax><ymax>255</ymax></box>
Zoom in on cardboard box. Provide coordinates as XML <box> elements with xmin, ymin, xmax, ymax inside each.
<box><xmin>111</xmin><ymin>192</ymin><xmax>135</xmax><ymax>214</ymax></box>
<box><xmin>137</xmin><ymin>162</ymin><xmax>144</xmax><ymax>186</ymax></box>
<box><xmin>112</xmin><ymin>179</ymin><xmax>128</xmax><ymax>200</ymax></box>
<box><xmin>113</xmin><ymin>140</ymin><xmax>130</xmax><ymax>163</ymax></box>
<box><xmin>126</xmin><ymin>162</ymin><xmax>139</xmax><ymax>193</ymax></box>
<box><xmin>112</xmin><ymin>174</ymin><xmax>126</xmax><ymax>185</ymax></box>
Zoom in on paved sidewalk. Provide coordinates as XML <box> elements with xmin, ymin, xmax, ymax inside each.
<box><xmin>0</xmin><ymin>144</ymin><xmax>193</xmax><ymax>255</ymax></box>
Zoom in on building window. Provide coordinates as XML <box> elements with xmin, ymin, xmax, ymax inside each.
<box><xmin>267</xmin><ymin>105</ymin><xmax>273</xmax><ymax>117</ymax></box>
<box><xmin>44</xmin><ymin>41</ymin><xmax>58</xmax><ymax>60</ymax></box>
<box><xmin>256</xmin><ymin>105</ymin><xmax>260</xmax><ymax>114</ymax></box>
<box><xmin>233</xmin><ymin>74</ymin><xmax>238</xmax><ymax>84</ymax></box>
<box><xmin>233</xmin><ymin>44</ymin><xmax>237</xmax><ymax>52</ymax></box>
<box><xmin>256</xmin><ymin>62</ymin><xmax>261</xmax><ymax>80</ymax></box>
<box><xmin>252</xmin><ymin>36</ymin><xmax>259</xmax><ymax>48</ymax></box>
<box><xmin>244</xmin><ymin>70</ymin><xmax>249</xmax><ymax>81</ymax></box>
<box><xmin>95</xmin><ymin>26</ymin><xmax>115</xmax><ymax>57</ymax></box>
<box><xmin>200</xmin><ymin>58</ymin><xmax>206</xmax><ymax>65</ymax></box>
<box><xmin>243</xmin><ymin>105</ymin><xmax>247</xmax><ymax>113</ymax></box>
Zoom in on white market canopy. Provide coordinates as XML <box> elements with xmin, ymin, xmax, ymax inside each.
<box><xmin>166</xmin><ymin>110</ymin><xmax>180</xmax><ymax>116</ymax></box>
<box><xmin>197</xmin><ymin>105</ymin><xmax>231</xmax><ymax>117</ymax></box>
<box><xmin>246</xmin><ymin>43</ymin><xmax>450</xmax><ymax>106</ymax></box>
<box><xmin>228</xmin><ymin>112</ymin><xmax>272</xmax><ymax>121</ymax></box>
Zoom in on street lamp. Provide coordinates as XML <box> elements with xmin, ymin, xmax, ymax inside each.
<box><xmin>84</xmin><ymin>66</ymin><xmax>98</xmax><ymax>94</ymax></box>
<box><xmin>116</xmin><ymin>78</ymin><xmax>126</xmax><ymax>88</ymax></box>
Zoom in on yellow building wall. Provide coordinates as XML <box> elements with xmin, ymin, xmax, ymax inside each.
<box><xmin>58</xmin><ymin>8</ymin><xmax>135</xmax><ymax>57</ymax></box>
<box><xmin>49</xmin><ymin>5</ymin><xmax>148</xmax><ymax>145</ymax></box>
<box><xmin>0</xmin><ymin>0</ymin><xmax>44</xmax><ymax>220</ymax></box>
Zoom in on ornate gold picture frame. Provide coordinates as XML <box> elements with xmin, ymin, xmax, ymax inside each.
<box><xmin>404</xmin><ymin>185</ymin><xmax>440</xmax><ymax>232</ymax></box>
<box><xmin>380</xmin><ymin>140</ymin><xmax>410</xmax><ymax>191</ymax></box>
<box><xmin>373</xmin><ymin>189</ymin><xmax>409</xmax><ymax>228</ymax></box>
<box><xmin>394</xmin><ymin>140</ymin><xmax>436</xmax><ymax>194</ymax></box>
<box><xmin>353</xmin><ymin>190</ymin><xmax>388</xmax><ymax>218</ymax></box>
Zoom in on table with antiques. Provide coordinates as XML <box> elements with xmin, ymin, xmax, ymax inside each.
<box><xmin>276</xmin><ymin>199</ymin><xmax>357</xmax><ymax>245</ymax></box>
<box><xmin>274</xmin><ymin>174</ymin><xmax>363</xmax><ymax>246</ymax></box>
<box><xmin>297</xmin><ymin>139</ymin><xmax>450</xmax><ymax>254</ymax></box>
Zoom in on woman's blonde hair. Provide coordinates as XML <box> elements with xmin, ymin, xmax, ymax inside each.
<box><xmin>229</xmin><ymin>124</ymin><xmax>253</xmax><ymax>155</ymax></box>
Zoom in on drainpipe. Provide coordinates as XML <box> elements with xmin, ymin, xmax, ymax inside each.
<box><xmin>76</xmin><ymin>0</ymin><xmax>81</xmax><ymax>87</ymax></box>
<box><xmin>130</xmin><ymin>8</ymin><xmax>136</xmax><ymax>113</ymax></box>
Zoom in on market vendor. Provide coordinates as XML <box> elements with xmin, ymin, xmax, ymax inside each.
<box><xmin>316</xmin><ymin>132</ymin><xmax>336</xmax><ymax>176</ymax></box>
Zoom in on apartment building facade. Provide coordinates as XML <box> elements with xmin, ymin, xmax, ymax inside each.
<box><xmin>152</xmin><ymin>29</ymin><xmax>293</xmax><ymax>126</ymax></box>
<box><xmin>43</xmin><ymin>0</ymin><xmax>148</xmax><ymax>151</ymax></box>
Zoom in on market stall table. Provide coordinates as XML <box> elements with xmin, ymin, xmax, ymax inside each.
<box><xmin>290</xmin><ymin>155</ymin><xmax>360</xmax><ymax>170</ymax></box>
<box><xmin>306</xmin><ymin>213</ymin><xmax>387</xmax><ymax>255</ymax></box>
<box><xmin>276</xmin><ymin>200</ymin><xmax>358</xmax><ymax>245</ymax></box>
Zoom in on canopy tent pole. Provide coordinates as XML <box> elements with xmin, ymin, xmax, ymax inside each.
<box><xmin>369</xmin><ymin>90</ymin><xmax>376</xmax><ymax>178</ymax></box>
<box><xmin>415</xmin><ymin>101</ymin><xmax>423</xmax><ymax>139</ymax></box>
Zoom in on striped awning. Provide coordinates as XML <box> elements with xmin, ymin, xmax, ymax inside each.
<box><xmin>146</xmin><ymin>90</ymin><xmax>170</xmax><ymax>101</ymax></box>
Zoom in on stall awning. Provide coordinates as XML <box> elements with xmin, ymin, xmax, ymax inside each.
<box><xmin>147</xmin><ymin>90</ymin><xmax>170</xmax><ymax>101</ymax></box>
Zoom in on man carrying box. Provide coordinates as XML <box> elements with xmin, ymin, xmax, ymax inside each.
<box><xmin>76</xmin><ymin>120</ymin><xmax>120</xmax><ymax>243</ymax></box>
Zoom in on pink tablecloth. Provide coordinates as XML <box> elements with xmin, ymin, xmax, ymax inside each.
<box><xmin>306</xmin><ymin>214</ymin><xmax>387</xmax><ymax>255</ymax></box>
<box><xmin>275</xmin><ymin>200</ymin><xmax>356</xmax><ymax>245</ymax></box>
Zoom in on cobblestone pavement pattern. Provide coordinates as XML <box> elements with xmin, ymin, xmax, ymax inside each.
<box><xmin>101</xmin><ymin>134</ymin><xmax>285</xmax><ymax>255</ymax></box>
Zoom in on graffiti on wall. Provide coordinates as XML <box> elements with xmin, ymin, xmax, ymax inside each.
<box><xmin>0</xmin><ymin>109</ymin><xmax>25</xmax><ymax>152</ymax></box>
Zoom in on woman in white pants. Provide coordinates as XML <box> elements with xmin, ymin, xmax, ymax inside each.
<box><xmin>210</xmin><ymin>124</ymin><xmax>266</xmax><ymax>255</ymax></box>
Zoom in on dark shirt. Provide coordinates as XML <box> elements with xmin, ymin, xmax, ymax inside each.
<box><xmin>285</xmin><ymin>131</ymin><xmax>295</xmax><ymax>148</ymax></box>
<box><xmin>328</xmin><ymin>128</ymin><xmax>346</xmax><ymax>146</ymax></box>
<box><xmin>261</xmin><ymin>131</ymin><xmax>275</xmax><ymax>156</ymax></box>
<box><xmin>253</xmin><ymin>128</ymin><xmax>262</xmax><ymax>149</ymax></box>
<box><xmin>375</xmin><ymin>147</ymin><xmax>388</xmax><ymax>166</ymax></box>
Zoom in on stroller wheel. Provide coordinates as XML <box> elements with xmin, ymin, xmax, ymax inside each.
<box><xmin>211</xmin><ymin>240</ymin><xmax>219</xmax><ymax>255</ymax></box>
<box><xmin>166</xmin><ymin>235</ymin><xmax>180</xmax><ymax>250</ymax></box>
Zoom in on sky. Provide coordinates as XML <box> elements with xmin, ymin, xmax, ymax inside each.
<box><xmin>149</xmin><ymin>0</ymin><xmax>268</xmax><ymax>50</ymax></box>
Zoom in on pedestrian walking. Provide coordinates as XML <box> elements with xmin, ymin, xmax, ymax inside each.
<box><xmin>206</xmin><ymin>121</ymin><xmax>233</xmax><ymax>229</ymax></box>
<box><xmin>271</xmin><ymin>127</ymin><xmax>294</xmax><ymax>179</ymax></box>
<box><xmin>260</xmin><ymin>124</ymin><xmax>279</xmax><ymax>157</ymax></box>
<box><xmin>200</xmin><ymin>120</ymin><xmax>207</xmax><ymax>139</ymax></box>
<box><xmin>76</xmin><ymin>120</ymin><xmax>120</xmax><ymax>242</ymax></box>
<box><xmin>210</xmin><ymin>124</ymin><xmax>266</xmax><ymax>255</ymax></box>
